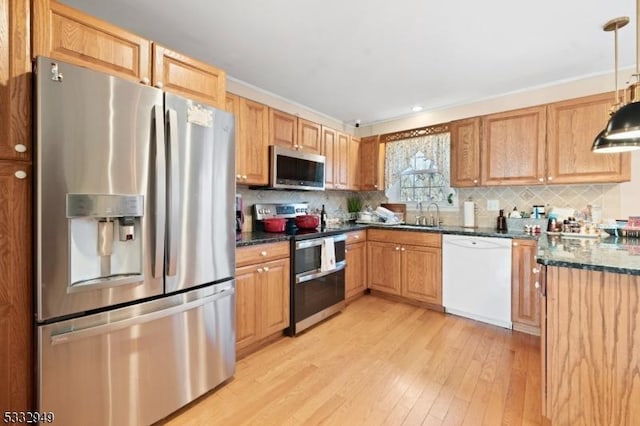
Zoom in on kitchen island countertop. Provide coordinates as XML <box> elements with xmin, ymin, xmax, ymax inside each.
<box><xmin>535</xmin><ymin>234</ymin><xmax>640</xmax><ymax>275</ymax></box>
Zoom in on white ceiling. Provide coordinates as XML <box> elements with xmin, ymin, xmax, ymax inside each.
<box><xmin>62</xmin><ymin>0</ymin><xmax>637</xmax><ymax>126</ymax></box>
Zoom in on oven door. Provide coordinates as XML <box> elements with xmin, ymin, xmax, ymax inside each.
<box><xmin>292</xmin><ymin>234</ymin><xmax>347</xmax><ymax>333</ymax></box>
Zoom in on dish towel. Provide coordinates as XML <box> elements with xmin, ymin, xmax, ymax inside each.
<box><xmin>320</xmin><ymin>238</ymin><xmax>336</xmax><ymax>272</ymax></box>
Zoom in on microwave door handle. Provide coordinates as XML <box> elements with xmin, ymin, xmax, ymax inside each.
<box><xmin>166</xmin><ymin>108</ymin><xmax>179</xmax><ymax>277</ymax></box>
<box><xmin>152</xmin><ymin>105</ymin><xmax>166</xmax><ymax>279</ymax></box>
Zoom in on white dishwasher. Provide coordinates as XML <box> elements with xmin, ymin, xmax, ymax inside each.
<box><xmin>442</xmin><ymin>235</ymin><xmax>512</xmax><ymax>329</ymax></box>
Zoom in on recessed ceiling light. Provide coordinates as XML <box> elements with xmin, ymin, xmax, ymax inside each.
<box><xmin>412</xmin><ymin>105</ymin><xmax>423</xmax><ymax>112</ymax></box>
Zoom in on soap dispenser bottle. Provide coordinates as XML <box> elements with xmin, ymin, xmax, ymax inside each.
<box><xmin>497</xmin><ymin>209</ymin><xmax>508</xmax><ymax>232</ymax></box>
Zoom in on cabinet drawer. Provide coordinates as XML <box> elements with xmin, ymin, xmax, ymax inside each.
<box><xmin>367</xmin><ymin>229</ymin><xmax>441</xmax><ymax>248</ymax></box>
<box><xmin>236</xmin><ymin>241</ymin><xmax>290</xmax><ymax>267</ymax></box>
<box><xmin>346</xmin><ymin>230</ymin><xmax>367</xmax><ymax>245</ymax></box>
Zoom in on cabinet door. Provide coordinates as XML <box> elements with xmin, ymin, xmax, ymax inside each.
<box><xmin>0</xmin><ymin>0</ymin><xmax>30</xmax><ymax>161</ymax></box>
<box><xmin>336</xmin><ymin>132</ymin><xmax>350</xmax><ymax>189</ymax></box>
<box><xmin>322</xmin><ymin>126</ymin><xmax>337</xmax><ymax>189</ymax></box>
<box><xmin>511</xmin><ymin>239</ymin><xmax>540</xmax><ymax>333</ymax></box>
<box><xmin>261</xmin><ymin>258</ymin><xmax>290</xmax><ymax>336</ymax></box>
<box><xmin>269</xmin><ymin>109</ymin><xmax>297</xmax><ymax>149</ymax></box>
<box><xmin>546</xmin><ymin>92</ymin><xmax>630</xmax><ymax>184</ymax></box>
<box><xmin>345</xmin><ymin>242</ymin><xmax>367</xmax><ymax>299</ymax></box>
<box><xmin>450</xmin><ymin>117</ymin><xmax>480</xmax><ymax>187</ymax></box>
<box><xmin>238</xmin><ymin>98</ymin><xmax>269</xmax><ymax>185</ymax></box>
<box><xmin>297</xmin><ymin>118</ymin><xmax>322</xmax><ymax>154</ymax></box>
<box><xmin>234</xmin><ymin>264</ymin><xmax>261</xmax><ymax>350</ymax></box>
<box><xmin>481</xmin><ymin>106</ymin><xmax>546</xmax><ymax>185</ymax></box>
<box><xmin>401</xmin><ymin>245</ymin><xmax>442</xmax><ymax>305</ymax></box>
<box><xmin>360</xmin><ymin>136</ymin><xmax>384</xmax><ymax>191</ymax></box>
<box><xmin>152</xmin><ymin>44</ymin><xmax>226</xmax><ymax>109</ymax></box>
<box><xmin>0</xmin><ymin>162</ymin><xmax>32</xmax><ymax>411</ymax></box>
<box><xmin>32</xmin><ymin>0</ymin><xmax>151</xmax><ymax>84</ymax></box>
<box><xmin>368</xmin><ymin>242</ymin><xmax>401</xmax><ymax>295</ymax></box>
<box><xmin>347</xmin><ymin>136</ymin><xmax>360</xmax><ymax>190</ymax></box>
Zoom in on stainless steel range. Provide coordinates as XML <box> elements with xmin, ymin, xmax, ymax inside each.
<box><xmin>253</xmin><ymin>203</ymin><xmax>347</xmax><ymax>335</ymax></box>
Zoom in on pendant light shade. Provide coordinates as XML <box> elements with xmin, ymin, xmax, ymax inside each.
<box><xmin>592</xmin><ymin>128</ymin><xmax>640</xmax><ymax>153</ymax></box>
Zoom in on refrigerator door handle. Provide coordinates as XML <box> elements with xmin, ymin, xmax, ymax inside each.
<box><xmin>50</xmin><ymin>286</ymin><xmax>235</xmax><ymax>346</ymax></box>
<box><xmin>153</xmin><ymin>105</ymin><xmax>166</xmax><ymax>279</ymax></box>
<box><xmin>166</xmin><ymin>108</ymin><xmax>179</xmax><ymax>277</ymax></box>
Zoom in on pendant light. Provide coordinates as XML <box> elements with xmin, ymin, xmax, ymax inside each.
<box><xmin>593</xmin><ymin>3</ymin><xmax>640</xmax><ymax>153</ymax></box>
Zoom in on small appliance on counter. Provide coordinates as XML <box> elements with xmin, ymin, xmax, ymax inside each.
<box><xmin>236</xmin><ymin>193</ymin><xmax>244</xmax><ymax>233</ymax></box>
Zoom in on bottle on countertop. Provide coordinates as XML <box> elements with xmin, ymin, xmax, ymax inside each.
<box><xmin>320</xmin><ymin>204</ymin><xmax>327</xmax><ymax>228</ymax></box>
<box><xmin>497</xmin><ymin>208</ymin><xmax>508</xmax><ymax>232</ymax></box>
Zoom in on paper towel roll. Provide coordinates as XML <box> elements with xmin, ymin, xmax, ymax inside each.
<box><xmin>463</xmin><ymin>201</ymin><xmax>475</xmax><ymax>228</ymax></box>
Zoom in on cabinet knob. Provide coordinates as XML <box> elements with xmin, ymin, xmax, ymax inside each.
<box><xmin>538</xmin><ymin>177</ymin><xmax>544</xmax><ymax>182</ymax></box>
<box><xmin>354</xmin><ymin>235</ymin><xmax>360</xmax><ymax>239</ymax></box>
<box><xmin>14</xmin><ymin>170</ymin><xmax>27</xmax><ymax>179</ymax></box>
<box><xmin>547</xmin><ymin>176</ymin><xmax>553</xmax><ymax>181</ymax></box>
<box><xmin>236</xmin><ymin>174</ymin><xmax>242</xmax><ymax>179</ymax></box>
<box><xmin>513</xmin><ymin>242</ymin><xmax>519</xmax><ymax>246</ymax></box>
<box><xmin>263</xmin><ymin>266</ymin><xmax>270</xmax><ymax>272</ymax></box>
<box><xmin>532</xmin><ymin>267</ymin><xmax>539</xmax><ymax>274</ymax></box>
<box><xmin>345</xmin><ymin>249</ymin><xmax>348</xmax><ymax>253</ymax></box>
<box><xmin>140</xmin><ymin>77</ymin><xmax>150</xmax><ymax>85</ymax></box>
<box><xmin>257</xmin><ymin>268</ymin><xmax>263</xmax><ymax>273</ymax></box>
<box><xmin>534</xmin><ymin>281</ymin><xmax>540</xmax><ymax>289</ymax></box>
<box><xmin>473</xmin><ymin>179</ymin><xmax>478</xmax><ymax>184</ymax></box>
<box><xmin>154</xmin><ymin>81</ymin><xmax>164</xmax><ymax>89</ymax></box>
<box><xmin>395</xmin><ymin>246</ymin><xmax>400</xmax><ymax>251</ymax></box>
<box><xmin>374</xmin><ymin>184</ymin><xmax>378</xmax><ymax>188</ymax></box>
<box><xmin>298</xmin><ymin>146</ymin><xmax>303</xmax><ymax>150</ymax></box>
<box><xmin>242</xmin><ymin>175</ymin><xmax>248</xmax><ymax>180</ymax></box>
<box><xmin>14</xmin><ymin>144</ymin><xmax>27</xmax><ymax>153</ymax></box>
<box><xmin>260</xmin><ymin>251</ymin><xmax>267</xmax><ymax>256</ymax></box>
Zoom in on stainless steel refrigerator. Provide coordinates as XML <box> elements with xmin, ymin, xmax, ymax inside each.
<box><xmin>35</xmin><ymin>57</ymin><xmax>236</xmax><ymax>425</ymax></box>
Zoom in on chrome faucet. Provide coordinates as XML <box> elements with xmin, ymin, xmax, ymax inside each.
<box><xmin>425</xmin><ymin>202</ymin><xmax>440</xmax><ymax>227</ymax></box>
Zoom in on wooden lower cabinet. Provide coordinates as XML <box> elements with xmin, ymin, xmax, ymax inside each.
<box><xmin>0</xmin><ymin>162</ymin><xmax>32</xmax><ymax>411</ymax></box>
<box><xmin>368</xmin><ymin>230</ymin><xmax>442</xmax><ymax>306</ymax></box>
<box><xmin>543</xmin><ymin>266</ymin><xmax>640</xmax><ymax>424</ymax></box>
<box><xmin>511</xmin><ymin>239</ymin><xmax>540</xmax><ymax>335</ymax></box>
<box><xmin>345</xmin><ymin>241</ymin><xmax>367</xmax><ymax>299</ymax></box>
<box><xmin>235</xmin><ymin>243</ymin><xmax>290</xmax><ymax>353</ymax></box>
<box><xmin>402</xmin><ymin>245</ymin><xmax>441</xmax><ymax>303</ymax></box>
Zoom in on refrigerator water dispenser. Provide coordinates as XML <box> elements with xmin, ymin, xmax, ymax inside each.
<box><xmin>67</xmin><ymin>194</ymin><xmax>144</xmax><ymax>290</ymax></box>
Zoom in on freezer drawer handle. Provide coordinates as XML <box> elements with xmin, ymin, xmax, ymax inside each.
<box><xmin>50</xmin><ymin>287</ymin><xmax>234</xmax><ymax>346</ymax></box>
<box><xmin>68</xmin><ymin>273</ymin><xmax>144</xmax><ymax>293</ymax></box>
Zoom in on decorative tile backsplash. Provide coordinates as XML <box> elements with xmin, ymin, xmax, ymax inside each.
<box><xmin>238</xmin><ymin>183</ymin><xmax>620</xmax><ymax>231</ymax></box>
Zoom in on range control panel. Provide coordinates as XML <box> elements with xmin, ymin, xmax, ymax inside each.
<box><xmin>253</xmin><ymin>203</ymin><xmax>310</xmax><ymax>221</ymax></box>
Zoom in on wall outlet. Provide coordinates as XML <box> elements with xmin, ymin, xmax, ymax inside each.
<box><xmin>487</xmin><ymin>199</ymin><xmax>500</xmax><ymax>211</ymax></box>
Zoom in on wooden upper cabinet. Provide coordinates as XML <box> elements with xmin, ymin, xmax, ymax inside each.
<box><xmin>546</xmin><ymin>92</ymin><xmax>630</xmax><ymax>184</ymax></box>
<box><xmin>152</xmin><ymin>44</ymin><xmax>226</xmax><ymax>109</ymax></box>
<box><xmin>336</xmin><ymin>132</ymin><xmax>350</xmax><ymax>189</ymax></box>
<box><xmin>269</xmin><ymin>109</ymin><xmax>298</xmax><ymax>149</ymax></box>
<box><xmin>511</xmin><ymin>239</ymin><xmax>540</xmax><ymax>335</ymax></box>
<box><xmin>297</xmin><ymin>118</ymin><xmax>322</xmax><ymax>154</ymax></box>
<box><xmin>450</xmin><ymin>117</ymin><xmax>481</xmax><ymax>187</ymax></box>
<box><xmin>0</xmin><ymin>0</ymin><xmax>31</xmax><ymax>161</ymax></box>
<box><xmin>32</xmin><ymin>0</ymin><xmax>151</xmax><ymax>84</ymax></box>
<box><xmin>481</xmin><ymin>105</ymin><xmax>546</xmax><ymax>186</ymax></box>
<box><xmin>347</xmin><ymin>136</ymin><xmax>360</xmax><ymax>190</ymax></box>
<box><xmin>322</xmin><ymin>126</ymin><xmax>337</xmax><ymax>189</ymax></box>
<box><xmin>237</xmin><ymin>97</ymin><xmax>269</xmax><ymax>185</ymax></box>
<box><xmin>360</xmin><ymin>135</ymin><xmax>384</xmax><ymax>191</ymax></box>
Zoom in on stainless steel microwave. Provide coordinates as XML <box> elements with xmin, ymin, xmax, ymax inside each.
<box><xmin>269</xmin><ymin>146</ymin><xmax>325</xmax><ymax>190</ymax></box>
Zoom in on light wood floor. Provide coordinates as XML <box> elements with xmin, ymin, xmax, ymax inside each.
<box><xmin>159</xmin><ymin>295</ymin><xmax>545</xmax><ymax>426</ymax></box>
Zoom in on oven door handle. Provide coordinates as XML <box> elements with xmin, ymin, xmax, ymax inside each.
<box><xmin>295</xmin><ymin>233</ymin><xmax>347</xmax><ymax>250</ymax></box>
<box><xmin>296</xmin><ymin>260</ymin><xmax>346</xmax><ymax>284</ymax></box>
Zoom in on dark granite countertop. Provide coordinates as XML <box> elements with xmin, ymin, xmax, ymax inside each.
<box><xmin>535</xmin><ymin>234</ymin><xmax>640</xmax><ymax>275</ymax></box>
<box><xmin>237</xmin><ymin>223</ymin><xmax>640</xmax><ymax>275</ymax></box>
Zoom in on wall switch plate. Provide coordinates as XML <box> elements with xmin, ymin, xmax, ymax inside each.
<box><xmin>487</xmin><ymin>199</ymin><xmax>500</xmax><ymax>211</ymax></box>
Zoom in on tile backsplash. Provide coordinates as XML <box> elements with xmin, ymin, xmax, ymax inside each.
<box><xmin>238</xmin><ymin>183</ymin><xmax>621</xmax><ymax>231</ymax></box>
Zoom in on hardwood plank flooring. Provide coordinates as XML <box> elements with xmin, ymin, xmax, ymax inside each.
<box><xmin>158</xmin><ymin>296</ymin><xmax>545</xmax><ymax>426</ymax></box>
